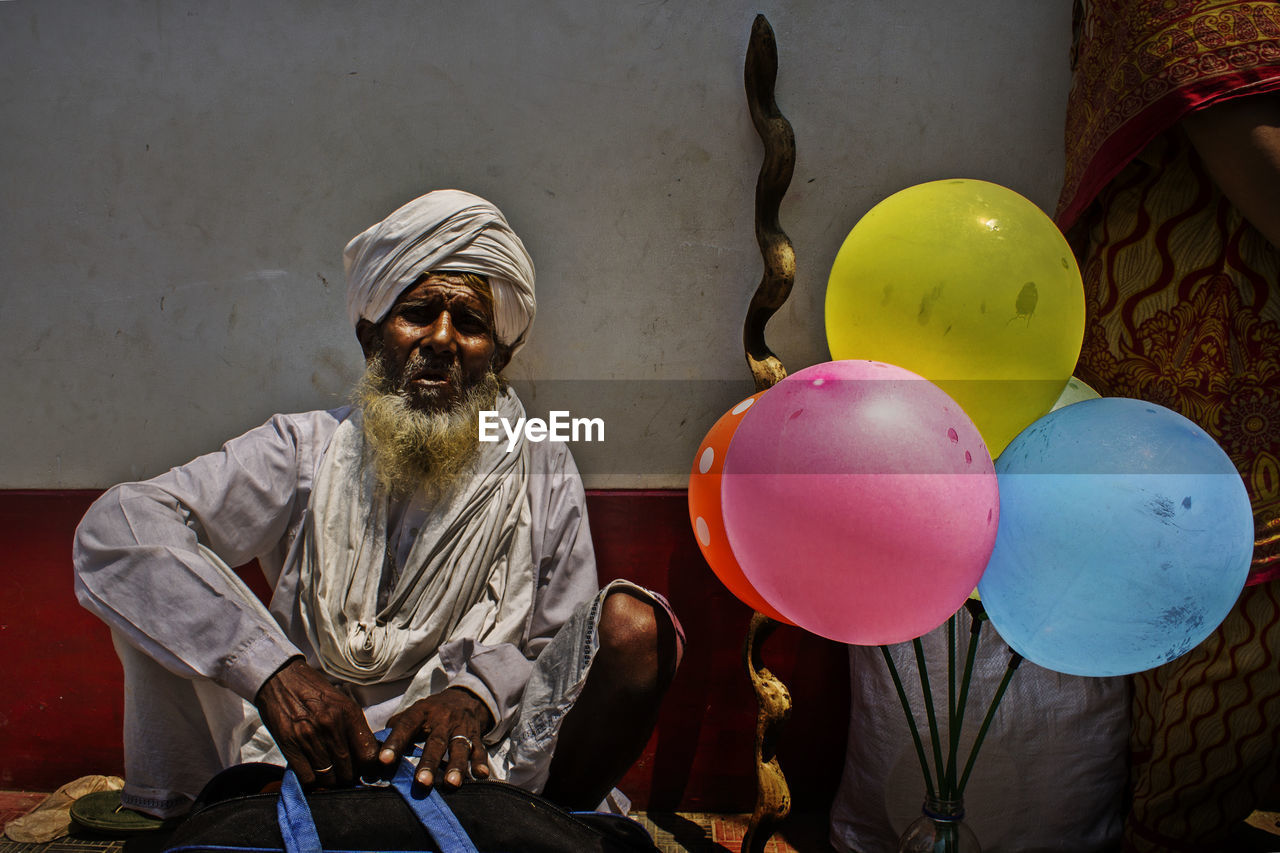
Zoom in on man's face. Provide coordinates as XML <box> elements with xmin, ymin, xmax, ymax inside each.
<box><xmin>358</xmin><ymin>273</ymin><xmax>503</xmax><ymax>412</ymax></box>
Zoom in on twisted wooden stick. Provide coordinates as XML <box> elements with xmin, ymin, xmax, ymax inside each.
<box><xmin>741</xmin><ymin>14</ymin><xmax>796</xmax><ymax>853</ymax></box>
<box><xmin>743</xmin><ymin>13</ymin><xmax>796</xmax><ymax>393</ymax></box>
<box><xmin>742</xmin><ymin>612</ymin><xmax>792</xmax><ymax>853</ymax></box>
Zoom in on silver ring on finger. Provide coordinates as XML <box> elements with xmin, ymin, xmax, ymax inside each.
<box><xmin>449</xmin><ymin>734</ymin><xmax>473</xmax><ymax>751</ymax></box>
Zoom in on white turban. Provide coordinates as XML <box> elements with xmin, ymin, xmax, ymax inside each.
<box><xmin>343</xmin><ymin>189</ymin><xmax>536</xmax><ymax>353</ymax></box>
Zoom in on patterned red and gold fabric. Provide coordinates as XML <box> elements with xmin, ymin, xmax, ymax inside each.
<box><xmin>1127</xmin><ymin>580</ymin><xmax>1280</xmax><ymax>850</ymax></box>
<box><xmin>1058</xmin><ymin>4</ymin><xmax>1280</xmax><ymax>849</ymax></box>
<box><xmin>1060</xmin><ymin>0</ymin><xmax>1280</xmax><ymax>587</ymax></box>
<box><xmin>1057</xmin><ymin>0</ymin><xmax>1280</xmax><ymax>233</ymax></box>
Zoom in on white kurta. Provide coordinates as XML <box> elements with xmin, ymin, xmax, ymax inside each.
<box><xmin>73</xmin><ymin>406</ymin><xmax>600</xmax><ymax>814</ymax></box>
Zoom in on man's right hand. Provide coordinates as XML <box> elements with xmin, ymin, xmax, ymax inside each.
<box><xmin>254</xmin><ymin>658</ymin><xmax>380</xmax><ymax>788</ymax></box>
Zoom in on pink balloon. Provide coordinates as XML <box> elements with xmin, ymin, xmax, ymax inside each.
<box><xmin>721</xmin><ymin>360</ymin><xmax>1000</xmax><ymax>645</ymax></box>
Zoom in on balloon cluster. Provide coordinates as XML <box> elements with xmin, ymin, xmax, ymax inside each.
<box><xmin>690</xmin><ymin>179</ymin><xmax>1252</xmax><ymax>676</ymax></box>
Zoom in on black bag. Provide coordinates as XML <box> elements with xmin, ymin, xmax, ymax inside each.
<box><xmin>157</xmin><ymin>758</ymin><xmax>659</xmax><ymax>853</ymax></box>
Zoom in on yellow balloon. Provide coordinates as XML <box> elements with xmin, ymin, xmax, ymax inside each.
<box><xmin>825</xmin><ymin>179</ymin><xmax>1085</xmax><ymax>456</ymax></box>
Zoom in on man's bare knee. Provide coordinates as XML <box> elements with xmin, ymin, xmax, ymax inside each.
<box><xmin>598</xmin><ymin>591</ymin><xmax>658</xmax><ymax>656</ymax></box>
<box><xmin>596</xmin><ymin>590</ymin><xmax>678</xmax><ymax>691</ymax></box>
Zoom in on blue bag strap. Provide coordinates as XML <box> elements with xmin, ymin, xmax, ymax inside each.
<box><xmin>388</xmin><ymin>755</ymin><xmax>479</xmax><ymax>853</ymax></box>
<box><xmin>272</xmin><ymin>731</ymin><xmax>478</xmax><ymax>853</ymax></box>
<box><xmin>277</xmin><ymin>770</ymin><xmax>322</xmax><ymax>853</ymax></box>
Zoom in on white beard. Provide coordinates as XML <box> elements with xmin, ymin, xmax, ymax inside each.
<box><xmin>352</xmin><ymin>356</ymin><xmax>501</xmax><ymax>498</ymax></box>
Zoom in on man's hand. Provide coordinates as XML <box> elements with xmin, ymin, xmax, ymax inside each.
<box><xmin>254</xmin><ymin>658</ymin><xmax>380</xmax><ymax>788</ymax></box>
<box><xmin>379</xmin><ymin>688</ymin><xmax>494</xmax><ymax>789</ymax></box>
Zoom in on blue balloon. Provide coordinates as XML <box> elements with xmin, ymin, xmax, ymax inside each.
<box><xmin>978</xmin><ymin>397</ymin><xmax>1253</xmax><ymax>677</ymax></box>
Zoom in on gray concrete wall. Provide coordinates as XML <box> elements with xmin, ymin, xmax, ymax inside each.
<box><xmin>1</xmin><ymin>1</ymin><xmax>1072</xmax><ymax>488</ymax></box>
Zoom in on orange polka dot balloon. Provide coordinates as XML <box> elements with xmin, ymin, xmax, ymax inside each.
<box><xmin>688</xmin><ymin>392</ymin><xmax>793</xmax><ymax>623</ymax></box>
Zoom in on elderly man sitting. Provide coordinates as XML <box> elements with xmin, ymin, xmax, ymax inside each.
<box><xmin>73</xmin><ymin>190</ymin><xmax>682</xmax><ymax>822</ymax></box>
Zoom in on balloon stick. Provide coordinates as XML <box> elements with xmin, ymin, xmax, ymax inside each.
<box><xmin>945</xmin><ymin>601</ymin><xmax>986</xmax><ymax>797</ymax></box>
<box><xmin>958</xmin><ymin>650</ymin><xmax>1023</xmax><ymax>794</ymax></box>
<box><xmin>880</xmin><ymin>645</ymin><xmax>937</xmax><ymax>800</ymax></box>
<box><xmin>914</xmin><ymin>638</ymin><xmax>947</xmax><ymax>794</ymax></box>
<box><xmin>947</xmin><ymin>607</ymin><xmax>957</xmax><ymax>778</ymax></box>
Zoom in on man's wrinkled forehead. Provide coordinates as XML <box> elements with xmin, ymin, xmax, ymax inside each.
<box><xmin>390</xmin><ymin>271</ymin><xmax>495</xmax><ymax>321</ymax></box>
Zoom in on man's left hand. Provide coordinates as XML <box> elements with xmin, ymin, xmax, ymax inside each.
<box><xmin>379</xmin><ymin>688</ymin><xmax>494</xmax><ymax>789</ymax></box>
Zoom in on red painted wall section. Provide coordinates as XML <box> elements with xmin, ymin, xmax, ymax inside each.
<box><xmin>0</xmin><ymin>490</ymin><xmax>848</xmax><ymax>813</ymax></box>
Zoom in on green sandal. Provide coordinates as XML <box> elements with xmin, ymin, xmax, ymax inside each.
<box><xmin>69</xmin><ymin>791</ymin><xmax>166</xmax><ymax>836</ymax></box>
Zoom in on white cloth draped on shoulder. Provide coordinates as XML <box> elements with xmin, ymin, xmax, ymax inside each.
<box><xmin>295</xmin><ymin>387</ymin><xmax>535</xmax><ymax>698</ymax></box>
